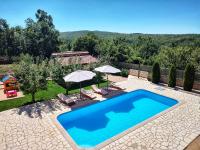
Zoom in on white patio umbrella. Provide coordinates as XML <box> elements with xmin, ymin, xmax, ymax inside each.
<box><xmin>94</xmin><ymin>65</ymin><xmax>121</xmax><ymax>89</ymax></box>
<box><xmin>63</xmin><ymin>70</ymin><xmax>96</xmax><ymax>98</ymax></box>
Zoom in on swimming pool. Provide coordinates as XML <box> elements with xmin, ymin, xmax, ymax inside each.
<box><xmin>57</xmin><ymin>89</ymin><xmax>178</xmax><ymax>148</ymax></box>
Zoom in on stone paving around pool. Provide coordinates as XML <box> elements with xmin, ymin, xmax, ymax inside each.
<box><xmin>0</xmin><ymin>76</ymin><xmax>200</xmax><ymax>150</ymax></box>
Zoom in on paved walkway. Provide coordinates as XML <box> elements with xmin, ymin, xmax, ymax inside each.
<box><xmin>0</xmin><ymin>76</ymin><xmax>200</xmax><ymax>150</ymax></box>
<box><xmin>106</xmin><ymin>74</ymin><xmax>127</xmax><ymax>83</ymax></box>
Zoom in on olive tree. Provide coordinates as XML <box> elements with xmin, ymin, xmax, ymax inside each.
<box><xmin>16</xmin><ymin>54</ymin><xmax>48</xmax><ymax>102</ymax></box>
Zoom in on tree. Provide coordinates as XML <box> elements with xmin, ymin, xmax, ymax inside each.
<box><xmin>157</xmin><ymin>46</ymin><xmax>193</xmax><ymax>69</ymax></box>
<box><xmin>24</xmin><ymin>9</ymin><xmax>59</xmax><ymax>58</ymax></box>
<box><xmin>0</xmin><ymin>18</ymin><xmax>9</xmax><ymax>56</ymax></box>
<box><xmin>16</xmin><ymin>54</ymin><xmax>48</xmax><ymax>102</ymax></box>
<box><xmin>137</xmin><ymin>36</ymin><xmax>159</xmax><ymax>65</ymax></box>
<box><xmin>59</xmin><ymin>39</ymin><xmax>72</xmax><ymax>51</ymax></box>
<box><xmin>191</xmin><ymin>47</ymin><xmax>200</xmax><ymax>72</ymax></box>
<box><xmin>168</xmin><ymin>65</ymin><xmax>176</xmax><ymax>87</ymax></box>
<box><xmin>73</xmin><ymin>32</ymin><xmax>99</xmax><ymax>56</ymax></box>
<box><xmin>48</xmin><ymin>59</ymin><xmax>64</xmax><ymax>85</ymax></box>
<box><xmin>0</xmin><ymin>19</ymin><xmax>26</xmax><ymax>60</ymax></box>
<box><xmin>97</xmin><ymin>37</ymin><xmax>132</xmax><ymax>63</ymax></box>
<box><xmin>152</xmin><ymin>62</ymin><xmax>160</xmax><ymax>84</ymax></box>
<box><xmin>95</xmin><ymin>72</ymin><xmax>103</xmax><ymax>88</ymax></box>
<box><xmin>0</xmin><ymin>19</ymin><xmax>17</xmax><ymax>59</ymax></box>
<box><xmin>183</xmin><ymin>64</ymin><xmax>195</xmax><ymax>91</ymax></box>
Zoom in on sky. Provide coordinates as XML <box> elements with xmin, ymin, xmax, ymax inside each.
<box><xmin>0</xmin><ymin>0</ymin><xmax>199</xmax><ymax>34</ymax></box>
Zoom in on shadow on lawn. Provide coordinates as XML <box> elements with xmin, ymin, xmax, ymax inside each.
<box><xmin>13</xmin><ymin>99</ymin><xmax>63</xmax><ymax>118</ymax></box>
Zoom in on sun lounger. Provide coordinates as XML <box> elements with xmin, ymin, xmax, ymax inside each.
<box><xmin>91</xmin><ymin>85</ymin><xmax>108</xmax><ymax>95</ymax></box>
<box><xmin>57</xmin><ymin>93</ymin><xmax>76</xmax><ymax>105</ymax></box>
<box><xmin>110</xmin><ymin>82</ymin><xmax>126</xmax><ymax>90</ymax></box>
<box><xmin>80</xmin><ymin>88</ymin><xmax>96</xmax><ymax>99</ymax></box>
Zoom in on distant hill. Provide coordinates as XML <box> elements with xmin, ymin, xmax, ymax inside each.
<box><xmin>59</xmin><ymin>30</ymin><xmax>200</xmax><ymax>42</ymax></box>
<box><xmin>59</xmin><ymin>30</ymin><xmax>130</xmax><ymax>39</ymax></box>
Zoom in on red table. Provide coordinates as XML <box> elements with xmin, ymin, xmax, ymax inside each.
<box><xmin>6</xmin><ymin>90</ymin><xmax>17</xmax><ymax>98</ymax></box>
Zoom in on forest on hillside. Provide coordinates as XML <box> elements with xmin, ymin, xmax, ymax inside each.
<box><xmin>0</xmin><ymin>10</ymin><xmax>200</xmax><ymax>72</ymax></box>
<box><xmin>60</xmin><ymin>31</ymin><xmax>200</xmax><ymax>71</ymax></box>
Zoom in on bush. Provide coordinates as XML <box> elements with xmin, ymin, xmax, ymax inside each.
<box><xmin>152</xmin><ymin>62</ymin><xmax>160</xmax><ymax>84</ymax></box>
<box><xmin>168</xmin><ymin>65</ymin><xmax>176</xmax><ymax>87</ymax></box>
<box><xmin>183</xmin><ymin>64</ymin><xmax>195</xmax><ymax>91</ymax></box>
<box><xmin>120</xmin><ymin>69</ymin><xmax>129</xmax><ymax>77</ymax></box>
<box><xmin>94</xmin><ymin>72</ymin><xmax>103</xmax><ymax>87</ymax></box>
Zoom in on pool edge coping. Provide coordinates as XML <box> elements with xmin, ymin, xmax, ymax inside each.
<box><xmin>50</xmin><ymin>89</ymin><xmax>185</xmax><ymax>150</ymax></box>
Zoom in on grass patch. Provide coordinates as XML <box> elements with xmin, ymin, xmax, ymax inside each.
<box><xmin>0</xmin><ymin>80</ymin><xmax>108</xmax><ymax>112</ymax></box>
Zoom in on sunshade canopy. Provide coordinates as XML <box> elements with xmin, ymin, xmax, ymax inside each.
<box><xmin>63</xmin><ymin>70</ymin><xmax>96</xmax><ymax>83</ymax></box>
<box><xmin>94</xmin><ymin>65</ymin><xmax>121</xmax><ymax>74</ymax></box>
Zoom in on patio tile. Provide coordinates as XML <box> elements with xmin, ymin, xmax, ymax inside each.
<box><xmin>0</xmin><ymin>76</ymin><xmax>199</xmax><ymax>150</ymax></box>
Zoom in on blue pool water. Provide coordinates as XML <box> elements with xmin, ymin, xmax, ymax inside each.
<box><xmin>57</xmin><ymin>89</ymin><xmax>178</xmax><ymax>148</ymax></box>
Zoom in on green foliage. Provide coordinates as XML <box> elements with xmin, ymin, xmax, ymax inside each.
<box><xmin>191</xmin><ymin>47</ymin><xmax>200</xmax><ymax>72</ymax></box>
<box><xmin>152</xmin><ymin>62</ymin><xmax>160</xmax><ymax>84</ymax></box>
<box><xmin>96</xmin><ymin>37</ymin><xmax>132</xmax><ymax>63</ymax></box>
<box><xmin>48</xmin><ymin>59</ymin><xmax>64</xmax><ymax>85</ymax></box>
<box><xmin>0</xmin><ymin>64</ymin><xmax>18</xmax><ymax>74</ymax></box>
<box><xmin>157</xmin><ymin>46</ymin><xmax>193</xmax><ymax>69</ymax></box>
<box><xmin>94</xmin><ymin>72</ymin><xmax>103</xmax><ymax>87</ymax></box>
<box><xmin>16</xmin><ymin>54</ymin><xmax>48</xmax><ymax>102</ymax></box>
<box><xmin>60</xmin><ymin>30</ymin><xmax>127</xmax><ymax>40</ymax></box>
<box><xmin>61</xmin><ymin>31</ymin><xmax>200</xmax><ymax>71</ymax></box>
<box><xmin>0</xmin><ymin>80</ymin><xmax>108</xmax><ymax>112</ymax></box>
<box><xmin>137</xmin><ymin>36</ymin><xmax>159</xmax><ymax>64</ymax></box>
<box><xmin>25</xmin><ymin>9</ymin><xmax>59</xmax><ymax>58</ymax></box>
<box><xmin>0</xmin><ymin>9</ymin><xmax>59</xmax><ymax>59</ymax></box>
<box><xmin>59</xmin><ymin>39</ymin><xmax>72</xmax><ymax>51</ymax></box>
<box><xmin>120</xmin><ymin>69</ymin><xmax>129</xmax><ymax>77</ymax></box>
<box><xmin>0</xmin><ymin>19</ymin><xmax>24</xmax><ymax>60</ymax></box>
<box><xmin>73</xmin><ymin>32</ymin><xmax>99</xmax><ymax>56</ymax></box>
<box><xmin>183</xmin><ymin>64</ymin><xmax>195</xmax><ymax>91</ymax></box>
<box><xmin>1</xmin><ymin>13</ymin><xmax>200</xmax><ymax>72</ymax></box>
<box><xmin>168</xmin><ymin>65</ymin><xmax>176</xmax><ymax>87</ymax></box>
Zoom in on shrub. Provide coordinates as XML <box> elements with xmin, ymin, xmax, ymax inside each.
<box><xmin>94</xmin><ymin>72</ymin><xmax>103</xmax><ymax>87</ymax></box>
<box><xmin>168</xmin><ymin>65</ymin><xmax>176</xmax><ymax>87</ymax></box>
<box><xmin>183</xmin><ymin>64</ymin><xmax>195</xmax><ymax>91</ymax></box>
<box><xmin>120</xmin><ymin>69</ymin><xmax>129</xmax><ymax>77</ymax></box>
<box><xmin>152</xmin><ymin>62</ymin><xmax>160</xmax><ymax>84</ymax></box>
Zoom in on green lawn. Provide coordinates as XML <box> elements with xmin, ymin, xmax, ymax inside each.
<box><xmin>0</xmin><ymin>80</ymin><xmax>108</xmax><ymax>112</ymax></box>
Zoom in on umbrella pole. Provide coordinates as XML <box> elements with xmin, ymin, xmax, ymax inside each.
<box><xmin>80</xmin><ymin>82</ymin><xmax>81</xmax><ymax>99</ymax></box>
<box><xmin>107</xmin><ymin>74</ymin><xmax>108</xmax><ymax>90</ymax></box>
